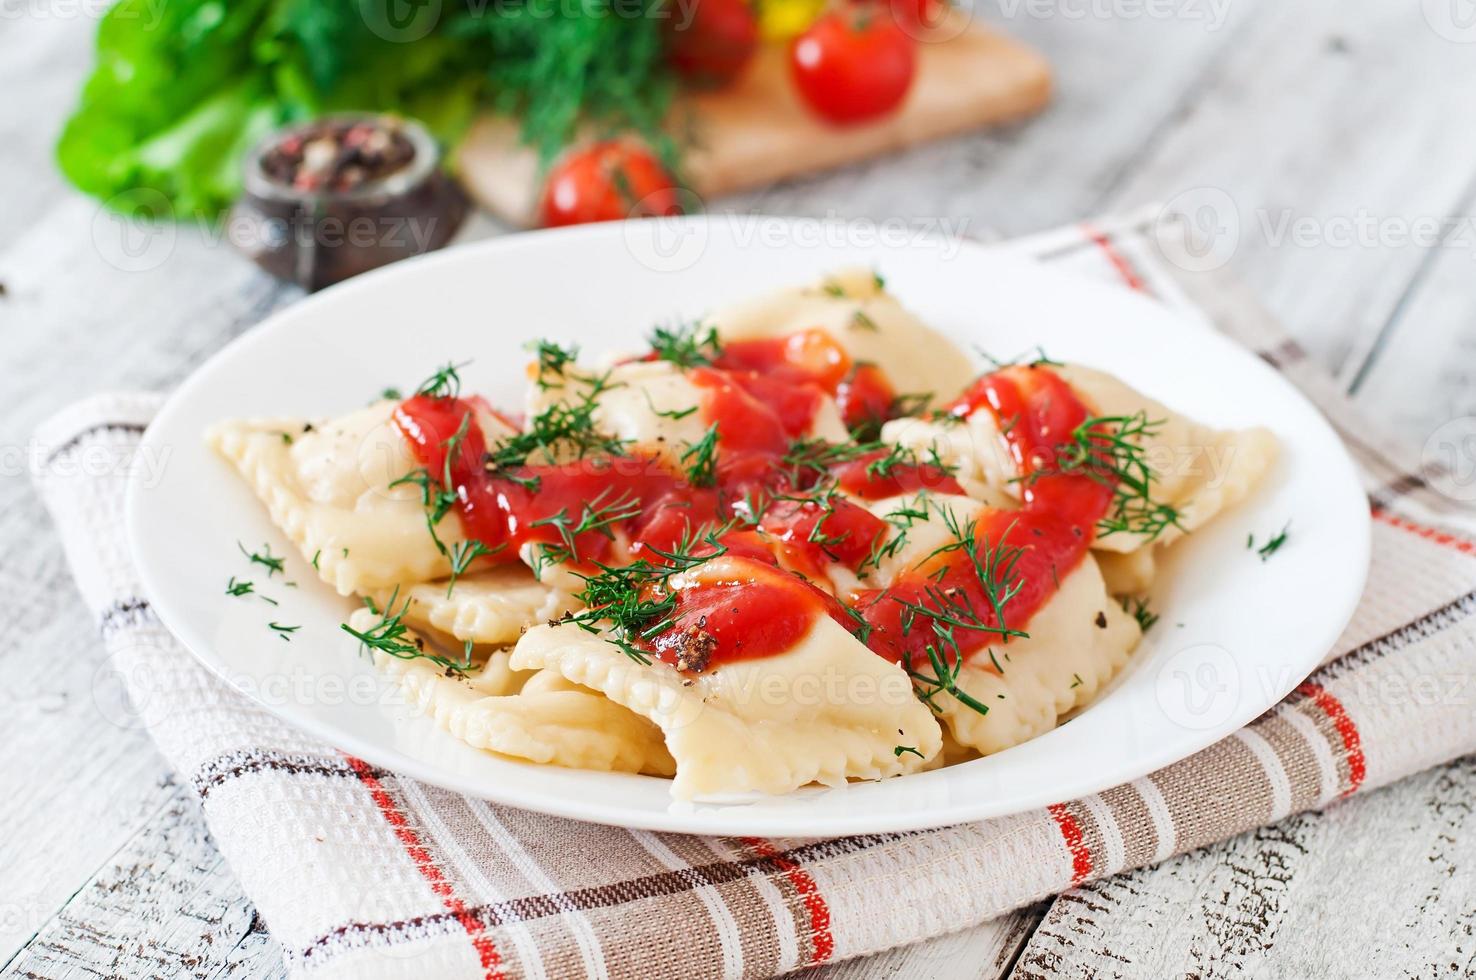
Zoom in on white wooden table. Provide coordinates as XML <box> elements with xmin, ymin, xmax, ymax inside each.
<box><xmin>3</xmin><ymin>3</ymin><xmax>1474</xmax><ymax>977</ymax></box>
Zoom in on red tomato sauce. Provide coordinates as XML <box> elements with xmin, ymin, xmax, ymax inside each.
<box><xmin>856</xmin><ymin>366</ymin><xmax>1115</xmax><ymax>668</ymax></box>
<box><xmin>393</xmin><ymin>343</ymin><xmax>1115</xmax><ymax>672</ymax></box>
<box><xmin>642</xmin><ymin>556</ymin><xmax>857</xmax><ymax>668</ymax></box>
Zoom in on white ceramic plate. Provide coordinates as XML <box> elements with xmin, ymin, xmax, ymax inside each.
<box><xmin>127</xmin><ymin>216</ymin><xmax>1369</xmax><ymax>837</ymax></box>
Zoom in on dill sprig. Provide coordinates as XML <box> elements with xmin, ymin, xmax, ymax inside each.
<box><xmin>415</xmin><ymin>361</ymin><xmax>469</xmax><ymax>399</ymax></box>
<box><xmin>472</xmin><ymin>0</ymin><xmax>679</xmax><ymax>171</ymax></box>
<box><xmin>567</xmin><ymin>525</ymin><xmax>729</xmax><ymax>663</ymax></box>
<box><xmin>901</xmin><ymin>625</ymin><xmax>994</xmax><ymax>717</ymax></box>
<box><xmin>530</xmin><ymin>487</ymin><xmax>643</xmax><ymax>566</ymax></box>
<box><xmin>390</xmin><ymin>408</ymin><xmax>474</xmax><ymax>556</ymax></box>
<box><xmin>648</xmin><ymin>321</ymin><xmax>722</xmax><ymax>368</ymax></box>
<box><xmin>485</xmin><ymin>371</ymin><xmax>629</xmax><ymax>474</ymax></box>
<box><xmin>342</xmin><ymin>590</ymin><xmax>474</xmax><ymax>675</ymax></box>
<box><xmin>446</xmin><ymin>539</ymin><xmax>502</xmax><ymax>597</ymax></box>
<box><xmin>1035</xmin><ymin>411</ymin><xmax>1184</xmax><ymax>542</ymax></box>
<box><xmin>976</xmin><ymin>346</ymin><xmax>1062</xmax><ymax>370</ymax></box>
<box><xmin>680</xmin><ymin>423</ymin><xmax>720</xmax><ymax>488</ymax></box>
<box><xmin>526</xmin><ymin>339</ymin><xmax>580</xmax><ymax>389</ymax></box>
<box><xmin>238</xmin><ymin>542</ymin><xmax>286</xmax><ymax>578</ymax></box>
<box><xmin>1123</xmin><ymin>596</ymin><xmax>1158</xmax><ymax>632</ymax></box>
<box><xmin>889</xmin><ymin>507</ymin><xmax>1031</xmax><ymax>718</ymax></box>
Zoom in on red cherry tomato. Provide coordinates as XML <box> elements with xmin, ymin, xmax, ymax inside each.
<box><xmin>789</xmin><ymin>9</ymin><xmax>917</xmax><ymax>125</ymax></box>
<box><xmin>540</xmin><ymin>142</ymin><xmax>683</xmax><ymax>228</ymax></box>
<box><xmin>667</xmin><ymin>0</ymin><xmax>759</xmax><ymax>88</ymax></box>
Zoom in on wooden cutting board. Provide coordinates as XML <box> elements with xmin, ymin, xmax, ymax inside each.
<box><xmin>455</xmin><ymin>16</ymin><xmax>1051</xmax><ymax>227</ymax></box>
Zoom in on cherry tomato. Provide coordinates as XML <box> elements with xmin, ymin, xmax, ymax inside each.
<box><xmin>667</xmin><ymin>0</ymin><xmax>759</xmax><ymax>88</ymax></box>
<box><xmin>789</xmin><ymin>9</ymin><xmax>917</xmax><ymax>124</ymax></box>
<box><xmin>540</xmin><ymin>142</ymin><xmax>683</xmax><ymax>228</ymax></box>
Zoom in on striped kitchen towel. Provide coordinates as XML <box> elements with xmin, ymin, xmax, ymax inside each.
<box><xmin>31</xmin><ymin>214</ymin><xmax>1476</xmax><ymax>979</ymax></box>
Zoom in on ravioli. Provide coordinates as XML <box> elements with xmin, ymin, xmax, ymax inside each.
<box><xmin>354</xmin><ymin>609</ymin><xmax>675</xmax><ymax>776</ymax></box>
<box><xmin>511</xmin><ymin>560</ymin><xmax>944</xmax><ymax>800</ymax></box>
<box><xmin>882</xmin><ymin>364</ymin><xmax>1277</xmax><ymax>569</ymax></box>
<box><xmin>524</xmin><ymin>358</ymin><xmax>849</xmax><ymax>470</ymax></box>
<box><xmin>210</xmin><ymin>401</ymin><xmax>509</xmax><ymax>595</ymax></box>
<box><xmin>709</xmin><ymin>268</ymin><xmax>977</xmax><ymax>400</ymax></box>
<box><xmin>371</xmin><ymin>566</ymin><xmax>575</xmax><ymax>647</ymax></box>
<box><xmin>937</xmin><ymin>554</ymin><xmax>1141</xmax><ymax>756</ymax></box>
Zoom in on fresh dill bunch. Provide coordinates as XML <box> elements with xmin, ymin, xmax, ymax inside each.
<box><xmin>460</xmin><ymin>0</ymin><xmax>680</xmax><ymax>171</ymax></box>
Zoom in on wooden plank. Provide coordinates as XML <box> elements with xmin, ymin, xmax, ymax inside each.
<box><xmin>1347</xmin><ymin>205</ymin><xmax>1476</xmax><ymax>447</ymax></box>
<box><xmin>1097</xmin><ymin>0</ymin><xmax>1476</xmax><ymax>378</ymax></box>
<box><xmin>1009</xmin><ymin>756</ymin><xmax>1476</xmax><ymax>979</ymax></box>
<box><xmin>816</xmin><ymin>906</ymin><xmax>1046</xmax><ymax>980</ymax></box>
<box><xmin>0</xmin><ymin>13</ymin><xmax>95</xmax><ymax>241</ymax></box>
<box><xmin>0</xmin><ymin>778</ymin><xmax>286</xmax><ymax>980</ymax></box>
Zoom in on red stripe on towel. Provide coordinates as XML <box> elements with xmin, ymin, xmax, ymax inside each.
<box><xmin>1048</xmin><ymin>803</ymin><xmax>1093</xmax><ymax>885</ymax></box>
<box><xmin>346</xmin><ymin>756</ymin><xmax>506</xmax><ymax>979</ymax></box>
<box><xmin>1295</xmin><ymin>684</ymin><xmax>1366</xmax><ymax>796</ymax></box>
<box><xmin>741</xmin><ymin>836</ymin><xmax>834</xmax><ymax>964</ymax></box>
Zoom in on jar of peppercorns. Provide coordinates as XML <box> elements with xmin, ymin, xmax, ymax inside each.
<box><xmin>229</xmin><ymin>114</ymin><xmax>467</xmax><ymax>291</ymax></box>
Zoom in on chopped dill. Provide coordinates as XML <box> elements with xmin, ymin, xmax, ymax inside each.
<box><xmin>530</xmin><ymin>487</ymin><xmax>642</xmax><ymax>565</ymax></box>
<box><xmin>1123</xmin><ymin>596</ymin><xmax>1159</xmax><ymax>632</ymax></box>
<box><xmin>342</xmin><ymin>589</ymin><xmax>474</xmax><ymax>675</ymax></box>
<box><xmin>648</xmin><ymin>321</ymin><xmax>721</xmax><ymax>368</ymax></box>
<box><xmin>567</xmin><ymin>525</ymin><xmax>730</xmax><ymax>663</ymax></box>
<box><xmin>680</xmin><ymin>423</ymin><xmax>720</xmax><ymax>488</ymax></box>
<box><xmin>415</xmin><ymin>361</ymin><xmax>469</xmax><ymax>400</ymax></box>
<box><xmin>268</xmin><ymin>622</ymin><xmax>300</xmax><ymax>641</ymax></box>
<box><xmin>526</xmin><ymin>339</ymin><xmax>580</xmax><ymax>389</ymax></box>
<box><xmin>1249</xmin><ymin>522</ymin><xmax>1291</xmax><ymax>562</ymax></box>
<box><xmin>894</xmin><ymin>745</ymin><xmax>923</xmax><ymax>759</ymax></box>
<box><xmin>1034</xmin><ymin>411</ymin><xmax>1183</xmax><ymax>542</ymax></box>
<box><xmin>237</xmin><ymin>541</ymin><xmax>286</xmax><ymax>577</ymax></box>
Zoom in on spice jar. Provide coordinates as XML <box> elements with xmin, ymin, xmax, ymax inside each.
<box><xmin>229</xmin><ymin>114</ymin><xmax>467</xmax><ymax>291</ymax></box>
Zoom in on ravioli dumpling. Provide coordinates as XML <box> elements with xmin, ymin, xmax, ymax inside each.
<box><xmin>936</xmin><ymin>554</ymin><xmax>1141</xmax><ymax>756</ymax></box>
<box><xmin>709</xmin><ymin>267</ymin><xmax>976</xmax><ymax>400</ymax></box>
<box><xmin>881</xmin><ymin>364</ymin><xmax>1277</xmax><ymax>564</ymax></box>
<box><xmin>209</xmin><ymin>401</ymin><xmax>514</xmax><ymax>595</ymax></box>
<box><xmin>354</xmin><ymin>609</ymin><xmax>675</xmax><ymax>776</ymax></box>
<box><xmin>511</xmin><ymin>559</ymin><xmax>944</xmax><ymax>799</ymax></box>
<box><xmin>372</xmin><ymin>566</ymin><xmax>575</xmax><ymax>647</ymax></box>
